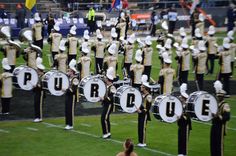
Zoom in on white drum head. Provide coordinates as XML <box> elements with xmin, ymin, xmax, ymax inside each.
<box><xmin>14</xmin><ymin>66</ymin><xmax>38</xmax><ymax>90</ymax></box>
<box><xmin>119</xmin><ymin>86</ymin><xmax>142</xmax><ymax>113</ymax></box>
<box><xmin>157</xmin><ymin>95</ymin><xmax>183</xmax><ymax>123</ymax></box>
<box><xmin>47</xmin><ymin>71</ymin><xmax>69</xmax><ymax>96</ymax></box>
<box><xmin>82</xmin><ymin>77</ymin><xmax>106</xmax><ymax>102</ymax></box>
<box><xmin>194</xmin><ymin>93</ymin><xmax>218</xmax><ymax>121</ymax></box>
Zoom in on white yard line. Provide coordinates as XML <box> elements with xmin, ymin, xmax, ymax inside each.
<box><xmin>42</xmin><ymin>122</ymin><xmax>174</xmax><ymax>156</ymax></box>
<box><xmin>110</xmin><ymin>122</ymin><xmax>118</xmax><ymax>126</ymax></box>
<box><xmin>0</xmin><ymin>129</ymin><xmax>10</xmax><ymax>133</ymax></box>
<box><xmin>193</xmin><ymin>120</ymin><xmax>236</xmax><ymax>131</ymax></box>
<box><xmin>26</xmin><ymin>127</ymin><xmax>39</xmax><ymax>131</ymax></box>
<box><xmin>80</xmin><ymin>123</ymin><xmax>92</xmax><ymax>127</ymax></box>
<box><xmin>130</xmin><ymin>120</ymin><xmax>138</xmax><ymax>124</ymax></box>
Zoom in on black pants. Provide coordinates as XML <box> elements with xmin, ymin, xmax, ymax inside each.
<box><xmin>231</xmin><ymin>62</ymin><xmax>234</xmax><ymax>76</ymax></box>
<box><xmin>196</xmin><ymin>74</ymin><xmax>204</xmax><ymax>91</ymax></box>
<box><xmin>210</xmin><ymin>123</ymin><xmax>225</xmax><ymax>156</ymax></box>
<box><xmin>179</xmin><ymin>70</ymin><xmax>189</xmax><ymax>85</ymax></box>
<box><xmin>178</xmin><ymin>124</ymin><xmax>190</xmax><ymax>155</ymax></box>
<box><xmin>138</xmin><ymin>113</ymin><xmax>148</xmax><ymax>144</ymax></box>
<box><xmin>208</xmin><ymin>54</ymin><xmax>215</xmax><ymax>74</ymax></box>
<box><xmin>95</xmin><ymin>58</ymin><xmax>103</xmax><ymax>74</ymax></box>
<box><xmin>218</xmin><ymin>73</ymin><xmax>230</xmax><ymax>95</ymax></box>
<box><xmin>1</xmin><ymin>98</ymin><xmax>11</xmax><ymax>113</ymax></box>
<box><xmin>144</xmin><ymin>66</ymin><xmax>151</xmax><ymax>81</ymax></box>
<box><xmin>133</xmin><ymin>83</ymin><xmax>141</xmax><ymax>91</ymax></box>
<box><xmin>123</xmin><ymin>63</ymin><xmax>132</xmax><ymax>77</ymax></box>
<box><xmin>9</xmin><ymin>65</ymin><xmax>15</xmax><ymax>73</ymax></box>
<box><xmin>33</xmin><ymin>39</ymin><xmax>43</xmax><ymax>50</ymax></box>
<box><xmin>150</xmin><ymin>23</ymin><xmax>156</xmax><ymax>36</ymax></box>
<box><xmin>68</xmin><ymin>55</ymin><xmax>77</xmax><ymax>65</ymax></box>
<box><xmin>51</xmin><ymin>51</ymin><xmax>58</xmax><ymax>67</ymax></box>
<box><xmin>34</xmin><ymin>90</ymin><xmax>44</xmax><ymax>119</ymax></box>
<box><xmin>168</xmin><ymin>21</ymin><xmax>176</xmax><ymax>34</ymax></box>
<box><xmin>65</xmin><ymin>93</ymin><xmax>76</xmax><ymax>126</ymax></box>
<box><xmin>101</xmin><ymin>104</ymin><xmax>113</xmax><ymax>135</ymax></box>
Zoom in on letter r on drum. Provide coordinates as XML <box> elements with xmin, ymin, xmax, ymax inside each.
<box><xmin>91</xmin><ymin>84</ymin><xmax>99</xmax><ymax>97</ymax></box>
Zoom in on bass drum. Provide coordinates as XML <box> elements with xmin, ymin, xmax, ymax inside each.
<box><xmin>152</xmin><ymin>95</ymin><xmax>183</xmax><ymax>123</ymax></box>
<box><xmin>186</xmin><ymin>91</ymin><xmax>218</xmax><ymax>121</ymax></box>
<box><xmin>78</xmin><ymin>75</ymin><xmax>106</xmax><ymax>102</ymax></box>
<box><xmin>114</xmin><ymin>85</ymin><xmax>142</xmax><ymax>113</ymax></box>
<box><xmin>13</xmin><ymin>65</ymin><xmax>38</xmax><ymax>90</ymax></box>
<box><xmin>42</xmin><ymin>70</ymin><xmax>69</xmax><ymax>96</ymax></box>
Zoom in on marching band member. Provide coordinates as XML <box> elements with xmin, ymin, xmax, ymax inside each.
<box><xmin>100</xmin><ymin>67</ymin><xmax>116</xmax><ymax>139</ymax></box>
<box><xmin>93</xmin><ymin>31</ymin><xmax>105</xmax><ymax>74</ymax></box>
<box><xmin>116</xmin><ymin>12</ymin><xmax>126</xmax><ymax>39</ymax></box>
<box><xmin>82</xmin><ymin>30</ymin><xmax>92</xmax><ymax>56</ymax></box>
<box><xmin>103</xmin><ymin>43</ymin><xmax>118</xmax><ymax>78</ymax></box>
<box><xmin>32</xmin><ymin>13</ymin><xmax>44</xmax><ymax>49</ymax></box>
<box><xmin>227</xmin><ymin>30</ymin><xmax>236</xmax><ymax>76</ymax></box>
<box><xmin>164</xmin><ymin>38</ymin><xmax>173</xmax><ymax>59</ymax></box>
<box><xmin>123</xmin><ymin>33</ymin><xmax>135</xmax><ymax>78</ymax></box>
<box><xmin>0</xmin><ymin>58</ymin><xmax>13</xmax><ymax>115</ymax></box>
<box><xmin>130</xmin><ymin>49</ymin><xmax>144</xmax><ymax>90</ymax></box>
<box><xmin>33</xmin><ymin>57</ymin><xmax>45</xmax><ymax>122</ymax></box>
<box><xmin>211</xmin><ymin>80</ymin><xmax>230</xmax><ymax>156</ymax></box>
<box><xmin>108</xmin><ymin>28</ymin><xmax>120</xmax><ymax>59</ymax></box>
<box><xmin>175</xmin><ymin>27</ymin><xmax>187</xmax><ymax>44</ymax></box>
<box><xmin>156</xmin><ymin>44</ymin><xmax>166</xmax><ymax>68</ymax></box>
<box><xmin>64</xmin><ymin>59</ymin><xmax>79</xmax><ymax>130</ymax></box>
<box><xmin>177</xmin><ymin>83</ymin><xmax>192</xmax><ymax>156</ymax></box>
<box><xmin>196</xmin><ymin>13</ymin><xmax>205</xmax><ymax>35</ymax></box>
<box><xmin>176</xmin><ymin>38</ymin><xmax>190</xmax><ymax>84</ymax></box>
<box><xmin>1</xmin><ymin>39</ymin><xmax>21</xmax><ymax>73</ymax></box>
<box><xmin>206</xmin><ymin>25</ymin><xmax>217</xmax><ymax>74</ymax></box>
<box><xmin>143</xmin><ymin>36</ymin><xmax>153</xmax><ymax>81</ymax></box>
<box><xmin>48</xmin><ymin>22</ymin><xmax>62</xmax><ymax>67</ymax></box>
<box><xmin>77</xmin><ymin>43</ymin><xmax>91</xmax><ymax>80</ymax></box>
<box><xmin>23</xmin><ymin>43</ymin><xmax>41</xmax><ymax>69</ymax></box>
<box><xmin>66</xmin><ymin>25</ymin><xmax>79</xmax><ymax>64</ymax></box>
<box><xmin>194</xmin><ymin>40</ymin><xmax>208</xmax><ymax>91</ymax></box>
<box><xmin>137</xmin><ymin>75</ymin><xmax>152</xmax><ymax>147</ymax></box>
<box><xmin>158</xmin><ymin>52</ymin><xmax>175</xmax><ymax>94</ymax></box>
<box><xmin>217</xmin><ymin>38</ymin><xmax>232</xmax><ymax>97</ymax></box>
<box><xmin>54</xmin><ymin>40</ymin><xmax>68</xmax><ymax>73</ymax></box>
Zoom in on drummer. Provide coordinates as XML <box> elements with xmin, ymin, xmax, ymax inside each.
<box><xmin>77</xmin><ymin>42</ymin><xmax>91</xmax><ymax>80</ymax></box>
<box><xmin>0</xmin><ymin>58</ymin><xmax>13</xmax><ymax>115</ymax></box>
<box><xmin>136</xmin><ymin>75</ymin><xmax>152</xmax><ymax>147</ymax></box>
<box><xmin>64</xmin><ymin>59</ymin><xmax>79</xmax><ymax>130</ymax></box>
<box><xmin>32</xmin><ymin>57</ymin><xmax>45</xmax><ymax>122</ymax></box>
<box><xmin>54</xmin><ymin>40</ymin><xmax>68</xmax><ymax>73</ymax></box>
<box><xmin>177</xmin><ymin>83</ymin><xmax>192</xmax><ymax>156</ymax></box>
<box><xmin>100</xmin><ymin>67</ymin><xmax>116</xmax><ymax>139</ymax></box>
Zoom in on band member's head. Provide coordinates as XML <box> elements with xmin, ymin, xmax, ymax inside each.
<box><xmin>128</xmin><ymin>33</ymin><xmax>135</xmax><ymax>45</ymax></box>
<box><xmin>208</xmin><ymin>25</ymin><xmax>215</xmax><ymax>36</ymax></box>
<box><xmin>145</xmin><ymin>36</ymin><xmax>152</xmax><ymax>47</ymax></box>
<box><xmin>227</xmin><ymin>30</ymin><xmax>234</xmax><ymax>42</ymax></box>
<box><xmin>198</xmin><ymin>40</ymin><xmax>206</xmax><ymax>52</ymax></box>
<box><xmin>108</xmin><ymin>43</ymin><xmax>116</xmax><ymax>56</ymax></box>
<box><xmin>68</xmin><ymin>59</ymin><xmax>77</xmax><ymax>76</ymax></box>
<box><xmin>223</xmin><ymin>37</ymin><xmax>231</xmax><ymax>50</ymax></box>
<box><xmin>194</xmin><ymin>28</ymin><xmax>202</xmax><ymax>39</ymax></box>
<box><xmin>97</xmin><ymin>32</ymin><xmax>103</xmax><ymax>41</ymax></box>
<box><xmin>69</xmin><ymin>25</ymin><xmax>77</xmax><ymax>36</ymax></box>
<box><xmin>141</xmin><ymin>75</ymin><xmax>150</xmax><ymax>93</ymax></box>
<box><xmin>83</xmin><ymin>30</ymin><xmax>90</xmax><ymax>41</ymax></box>
<box><xmin>179</xmin><ymin>83</ymin><xmax>189</xmax><ymax>107</ymax></box>
<box><xmin>123</xmin><ymin>139</ymin><xmax>134</xmax><ymax>156</ymax></box>
<box><xmin>111</xmin><ymin>27</ymin><xmax>118</xmax><ymax>40</ymax></box>
<box><xmin>106</xmin><ymin>67</ymin><xmax>115</xmax><ymax>82</ymax></box>
<box><xmin>179</xmin><ymin>27</ymin><xmax>186</xmax><ymax>38</ymax></box>
<box><xmin>135</xmin><ymin>49</ymin><xmax>143</xmax><ymax>63</ymax></box>
<box><xmin>36</xmin><ymin>57</ymin><xmax>45</xmax><ymax>74</ymax></box>
<box><xmin>34</xmin><ymin>12</ymin><xmax>41</xmax><ymax>22</ymax></box>
<box><xmin>164</xmin><ymin>38</ymin><xmax>172</xmax><ymax>50</ymax></box>
<box><xmin>59</xmin><ymin>40</ymin><xmax>66</xmax><ymax>53</ymax></box>
<box><xmin>81</xmin><ymin>42</ymin><xmax>89</xmax><ymax>56</ymax></box>
<box><xmin>162</xmin><ymin>52</ymin><xmax>172</xmax><ymax>67</ymax></box>
<box><xmin>2</xmin><ymin>58</ymin><xmax>11</xmax><ymax>72</ymax></box>
<box><xmin>53</xmin><ymin>23</ymin><xmax>60</xmax><ymax>32</ymax></box>
<box><xmin>214</xmin><ymin>80</ymin><xmax>226</xmax><ymax>102</ymax></box>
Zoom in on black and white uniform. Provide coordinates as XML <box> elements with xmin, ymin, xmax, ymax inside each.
<box><xmin>138</xmin><ymin>94</ymin><xmax>152</xmax><ymax>144</ymax></box>
<box><xmin>210</xmin><ymin>101</ymin><xmax>230</xmax><ymax>156</ymax></box>
<box><xmin>123</xmin><ymin>43</ymin><xmax>134</xmax><ymax>77</ymax></box>
<box><xmin>48</xmin><ymin>31</ymin><xmax>62</xmax><ymax>66</ymax></box>
<box><xmin>65</xmin><ymin>76</ymin><xmax>79</xmax><ymax>127</ymax></box>
<box><xmin>176</xmin><ymin>49</ymin><xmax>190</xmax><ymax>84</ymax></box>
<box><xmin>206</xmin><ymin>35</ymin><xmax>217</xmax><ymax>74</ymax></box>
<box><xmin>143</xmin><ymin>46</ymin><xmax>153</xmax><ymax>81</ymax></box>
<box><xmin>130</xmin><ymin>63</ymin><xmax>144</xmax><ymax>90</ymax></box>
<box><xmin>195</xmin><ymin>51</ymin><xmax>207</xmax><ymax>90</ymax></box>
<box><xmin>32</xmin><ymin>22</ymin><xmax>44</xmax><ymax>49</ymax></box>
<box><xmin>101</xmin><ymin>84</ymin><xmax>116</xmax><ymax>135</ymax></box>
<box><xmin>93</xmin><ymin>40</ymin><xmax>105</xmax><ymax>74</ymax></box>
<box><xmin>66</xmin><ymin>36</ymin><xmax>78</xmax><ymax>64</ymax></box>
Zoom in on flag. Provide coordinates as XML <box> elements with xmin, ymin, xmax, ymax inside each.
<box><xmin>109</xmin><ymin>0</ymin><xmax>121</xmax><ymax>12</ymax></box>
<box><xmin>25</xmin><ymin>0</ymin><xmax>36</xmax><ymax>10</ymax></box>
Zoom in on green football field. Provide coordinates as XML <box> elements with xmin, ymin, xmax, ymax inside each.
<box><xmin>0</xmin><ymin>96</ymin><xmax>236</xmax><ymax>156</ymax></box>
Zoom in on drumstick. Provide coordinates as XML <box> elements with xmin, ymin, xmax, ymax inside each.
<box><xmin>150</xmin><ymin>77</ymin><xmax>156</xmax><ymax>83</ymax></box>
<box><xmin>97</xmin><ymin>63</ymin><xmax>101</xmax><ymax>74</ymax></box>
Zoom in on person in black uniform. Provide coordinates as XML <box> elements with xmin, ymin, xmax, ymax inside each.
<box><xmin>64</xmin><ymin>59</ymin><xmax>79</xmax><ymax>130</ymax></box>
<box><xmin>32</xmin><ymin>13</ymin><xmax>44</xmax><ymax>49</ymax></box>
<box><xmin>100</xmin><ymin>67</ymin><xmax>116</xmax><ymax>139</ymax></box>
<box><xmin>177</xmin><ymin>83</ymin><xmax>192</xmax><ymax>156</ymax></box>
<box><xmin>210</xmin><ymin>80</ymin><xmax>231</xmax><ymax>156</ymax></box>
<box><xmin>137</xmin><ymin>75</ymin><xmax>152</xmax><ymax>147</ymax></box>
<box><xmin>32</xmin><ymin>57</ymin><xmax>45</xmax><ymax>122</ymax></box>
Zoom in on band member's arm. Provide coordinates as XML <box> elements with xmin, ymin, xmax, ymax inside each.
<box><xmin>47</xmin><ymin>34</ymin><xmax>52</xmax><ymax>43</ymax></box>
<box><xmin>77</xmin><ymin>61</ymin><xmax>82</xmax><ymax>73</ymax></box>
